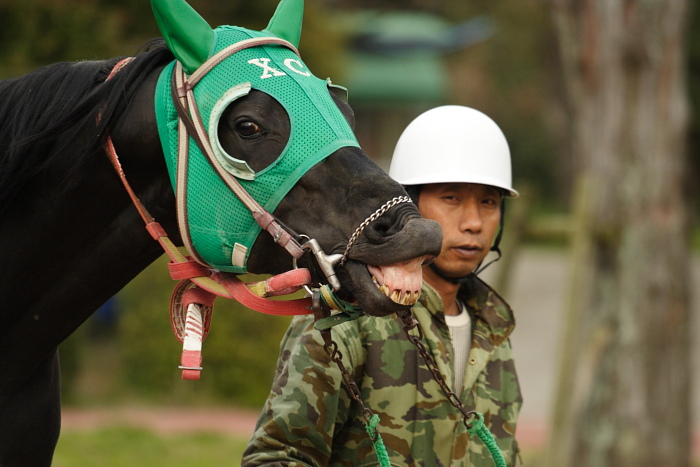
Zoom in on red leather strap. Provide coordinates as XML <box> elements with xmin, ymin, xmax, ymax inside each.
<box><xmin>169</xmin><ymin>282</ymin><xmax>213</xmax><ymax>380</ymax></box>
<box><xmin>180</xmin><ymin>350</ymin><xmax>203</xmax><ymax>381</ymax></box>
<box><xmin>255</xmin><ymin>268</ymin><xmax>312</xmax><ymax>296</ymax></box>
<box><xmin>215</xmin><ymin>273</ymin><xmax>312</xmax><ymax>316</ymax></box>
<box><xmin>170</xmin><ymin>281</ymin><xmax>214</xmax><ymax>343</ymax></box>
<box><xmin>182</xmin><ymin>287</ymin><xmax>217</xmax><ymax>308</ymax></box>
<box><xmin>252</xmin><ymin>211</ymin><xmax>304</xmax><ymax>259</ymax></box>
<box><xmin>145</xmin><ymin>222</ymin><xmax>168</xmax><ymax>240</ymax></box>
<box><xmin>168</xmin><ymin>259</ymin><xmax>212</xmax><ymax>281</ymax></box>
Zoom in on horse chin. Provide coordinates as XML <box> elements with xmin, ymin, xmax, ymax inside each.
<box><xmin>342</xmin><ymin>260</ymin><xmax>421</xmax><ymax>317</ymax></box>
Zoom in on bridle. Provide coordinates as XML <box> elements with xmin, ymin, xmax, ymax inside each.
<box><xmin>103</xmin><ymin>44</ymin><xmax>411</xmax><ymax>378</ymax></box>
<box><xmin>161</xmin><ymin>35</ymin><xmax>410</xmax><ymax>285</ymax></box>
<box><xmin>101</xmin><ymin>24</ymin><xmax>506</xmax><ymax>467</ymax></box>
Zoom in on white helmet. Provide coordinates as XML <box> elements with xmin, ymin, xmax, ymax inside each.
<box><xmin>389</xmin><ymin>105</ymin><xmax>518</xmax><ymax>197</ymax></box>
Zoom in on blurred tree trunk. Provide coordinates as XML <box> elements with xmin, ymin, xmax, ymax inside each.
<box><xmin>546</xmin><ymin>1</ymin><xmax>692</xmax><ymax>467</ymax></box>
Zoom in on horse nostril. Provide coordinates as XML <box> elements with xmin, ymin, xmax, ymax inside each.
<box><xmin>364</xmin><ymin>217</ymin><xmax>395</xmax><ymax>243</ymax></box>
<box><xmin>357</xmin><ymin>198</ymin><xmax>421</xmax><ymax>245</ymax></box>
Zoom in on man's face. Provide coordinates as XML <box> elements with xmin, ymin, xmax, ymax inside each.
<box><xmin>417</xmin><ymin>182</ymin><xmax>501</xmax><ymax>279</ymax></box>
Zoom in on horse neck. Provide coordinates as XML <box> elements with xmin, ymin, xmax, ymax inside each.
<box><xmin>0</xmin><ymin>63</ymin><xmax>176</xmax><ymax>359</ymax></box>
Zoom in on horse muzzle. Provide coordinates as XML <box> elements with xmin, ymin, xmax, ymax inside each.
<box><xmin>340</xmin><ymin>215</ymin><xmax>443</xmax><ymax>317</ymax></box>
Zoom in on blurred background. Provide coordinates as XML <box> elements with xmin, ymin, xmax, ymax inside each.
<box><xmin>1</xmin><ymin>0</ymin><xmax>697</xmax><ymax>465</ymax></box>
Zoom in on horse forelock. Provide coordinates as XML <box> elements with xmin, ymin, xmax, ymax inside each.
<box><xmin>0</xmin><ymin>40</ymin><xmax>173</xmax><ymax>216</ymax></box>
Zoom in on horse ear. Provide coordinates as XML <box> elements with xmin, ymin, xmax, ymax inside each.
<box><xmin>264</xmin><ymin>0</ymin><xmax>304</xmax><ymax>48</ymax></box>
<box><xmin>151</xmin><ymin>0</ymin><xmax>214</xmax><ymax>74</ymax></box>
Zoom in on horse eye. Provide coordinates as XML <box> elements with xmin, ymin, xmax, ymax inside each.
<box><xmin>237</xmin><ymin>121</ymin><xmax>263</xmax><ymax>138</ymax></box>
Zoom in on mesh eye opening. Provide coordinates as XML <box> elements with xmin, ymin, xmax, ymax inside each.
<box><xmin>208</xmin><ymin>82</ymin><xmax>257</xmax><ymax>180</ymax></box>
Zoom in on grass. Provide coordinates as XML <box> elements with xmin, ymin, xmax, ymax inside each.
<box><xmin>55</xmin><ymin>426</ymin><xmax>539</xmax><ymax>466</ymax></box>
<box><xmin>53</xmin><ymin>427</ymin><xmax>248</xmax><ymax>467</ymax></box>
<box><xmin>53</xmin><ymin>426</ymin><xmax>699</xmax><ymax>466</ymax></box>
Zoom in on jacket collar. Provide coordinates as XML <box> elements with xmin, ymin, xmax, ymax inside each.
<box><xmin>418</xmin><ymin>275</ymin><xmax>515</xmax><ymax>346</ymax></box>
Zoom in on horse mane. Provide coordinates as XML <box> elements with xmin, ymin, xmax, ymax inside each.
<box><xmin>0</xmin><ymin>39</ymin><xmax>174</xmax><ymax>216</ymax></box>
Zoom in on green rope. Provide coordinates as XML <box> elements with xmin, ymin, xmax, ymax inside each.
<box><xmin>466</xmin><ymin>412</ymin><xmax>507</xmax><ymax>467</ymax></box>
<box><xmin>365</xmin><ymin>413</ymin><xmax>390</xmax><ymax>467</ymax></box>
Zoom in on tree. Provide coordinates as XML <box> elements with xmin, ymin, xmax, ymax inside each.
<box><xmin>546</xmin><ymin>1</ymin><xmax>692</xmax><ymax>466</ymax></box>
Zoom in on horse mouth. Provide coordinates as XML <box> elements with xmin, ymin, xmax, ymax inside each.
<box><xmin>367</xmin><ymin>258</ymin><xmax>426</xmax><ymax>306</ymax></box>
<box><xmin>341</xmin><ymin>255</ymin><xmax>433</xmax><ymax>317</ymax></box>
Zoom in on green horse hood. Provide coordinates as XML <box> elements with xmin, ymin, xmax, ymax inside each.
<box><xmin>152</xmin><ymin>0</ymin><xmax>359</xmax><ymax>273</ymax></box>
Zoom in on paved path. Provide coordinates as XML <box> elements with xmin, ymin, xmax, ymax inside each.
<box><xmin>62</xmin><ymin>406</ymin><xmax>261</xmax><ymax>438</ymax></box>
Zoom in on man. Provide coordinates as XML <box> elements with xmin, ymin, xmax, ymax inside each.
<box><xmin>243</xmin><ymin>105</ymin><xmax>522</xmax><ymax>466</ymax></box>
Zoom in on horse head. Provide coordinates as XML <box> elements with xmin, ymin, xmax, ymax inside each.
<box><xmin>150</xmin><ymin>0</ymin><xmax>442</xmax><ymax>317</ymax></box>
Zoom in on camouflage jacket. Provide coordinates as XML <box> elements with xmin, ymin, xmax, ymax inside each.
<box><xmin>243</xmin><ymin>275</ymin><xmax>522</xmax><ymax>466</ymax></box>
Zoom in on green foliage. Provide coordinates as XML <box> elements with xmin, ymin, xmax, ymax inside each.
<box><xmin>0</xmin><ymin>0</ymin><xmax>142</xmax><ymax>77</ymax></box>
<box><xmin>0</xmin><ymin>0</ymin><xmax>343</xmax><ymax>80</ymax></box>
<box><xmin>53</xmin><ymin>427</ymin><xmax>248</xmax><ymax>467</ymax></box>
<box><xmin>329</xmin><ymin>0</ymin><xmax>562</xmax><ymax>207</ymax></box>
<box><xmin>442</xmin><ymin>1</ymin><xmax>559</xmax><ymax>206</ymax></box>
<box><xmin>116</xmin><ymin>257</ymin><xmax>185</xmax><ymax>400</ymax></box>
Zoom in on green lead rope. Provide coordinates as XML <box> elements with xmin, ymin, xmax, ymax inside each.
<box><xmin>467</xmin><ymin>412</ymin><xmax>507</xmax><ymax>467</ymax></box>
<box><xmin>366</xmin><ymin>412</ymin><xmax>505</xmax><ymax>467</ymax></box>
<box><xmin>365</xmin><ymin>414</ymin><xmax>390</xmax><ymax>467</ymax></box>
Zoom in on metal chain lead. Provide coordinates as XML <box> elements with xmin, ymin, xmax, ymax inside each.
<box><xmin>397</xmin><ymin>309</ymin><xmax>478</xmax><ymax>429</ymax></box>
<box><xmin>319</xmin><ymin>329</ymin><xmax>378</xmax><ymax>438</ymax></box>
<box><xmin>340</xmin><ymin>196</ymin><xmax>411</xmax><ymax>266</ymax></box>
<box><xmin>308</xmin><ymin>287</ymin><xmax>375</xmax><ymax>434</ymax></box>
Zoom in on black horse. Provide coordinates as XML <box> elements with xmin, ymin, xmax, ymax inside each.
<box><xmin>0</xmin><ymin>0</ymin><xmax>441</xmax><ymax>464</ymax></box>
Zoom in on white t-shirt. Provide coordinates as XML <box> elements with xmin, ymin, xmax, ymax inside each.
<box><xmin>444</xmin><ymin>301</ymin><xmax>471</xmax><ymax>392</ymax></box>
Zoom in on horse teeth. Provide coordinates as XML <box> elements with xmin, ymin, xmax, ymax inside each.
<box><xmin>382</xmin><ymin>286</ymin><xmax>419</xmax><ymax>306</ymax></box>
<box><xmin>390</xmin><ymin>290</ymin><xmax>401</xmax><ymax>303</ymax></box>
<box><xmin>381</xmin><ymin>288</ymin><xmax>420</xmax><ymax>305</ymax></box>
